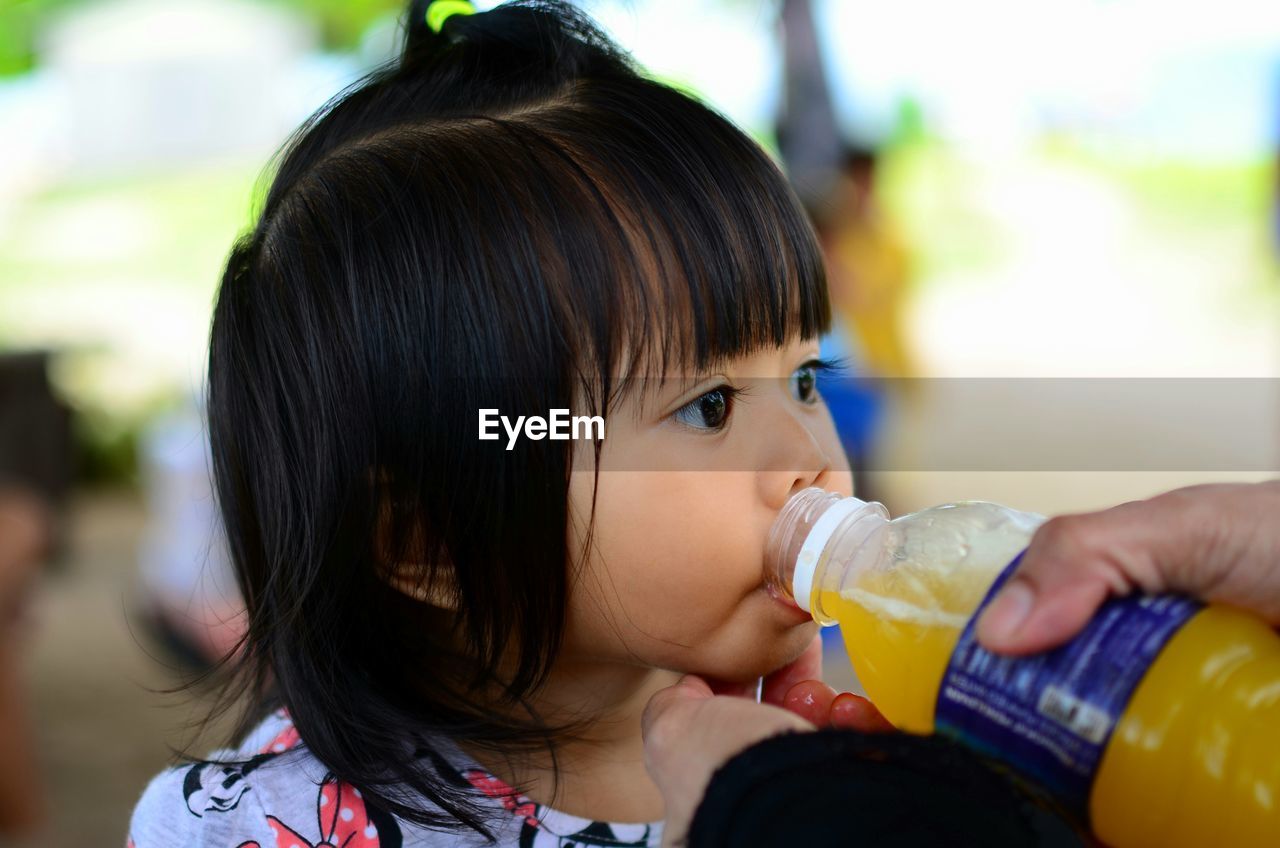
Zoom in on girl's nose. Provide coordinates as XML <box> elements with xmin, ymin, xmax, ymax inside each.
<box><xmin>757</xmin><ymin>406</ymin><xmax>840</xmax><ymax>510</ymax></box>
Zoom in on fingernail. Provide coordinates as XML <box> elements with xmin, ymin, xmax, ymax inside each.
<box><xmin>978</xmin><ymin>580</ymin><xmax>1034</xmax><ymax>644</ymax></box>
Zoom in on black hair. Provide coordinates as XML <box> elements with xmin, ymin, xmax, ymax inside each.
<box><xmin>205</xmin><ymin>0</ymin><xmax>829</xmax><ymax>837</ymax></box>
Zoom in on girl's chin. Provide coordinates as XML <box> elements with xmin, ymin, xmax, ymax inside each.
<box><xmin>713</xmin><ymin>625</ymin><xmax>821</xmax><ymax>685</ymax></box>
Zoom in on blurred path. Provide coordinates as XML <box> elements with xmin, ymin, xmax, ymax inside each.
<box><xmin>14</xmin><ymin>491</ymin><xmax>227</xmax><ymax>848</ymax></box>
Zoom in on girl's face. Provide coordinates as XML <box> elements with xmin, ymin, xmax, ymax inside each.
<box><xmin>564</xmin><ymin>337</ymin><xmax>854</xmax><ymax>683</ymax></box>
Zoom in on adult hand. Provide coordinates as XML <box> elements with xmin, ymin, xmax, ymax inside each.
<box><xmin>977</xmin><ymin>480</ymin><xmax>1280</xmax><ymax>656</ymax></box>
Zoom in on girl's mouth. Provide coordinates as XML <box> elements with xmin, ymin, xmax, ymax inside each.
<box><xmin>765</xmin><ymin>583</ymin><xmax>814</xmax><ymax>623</ymax></box>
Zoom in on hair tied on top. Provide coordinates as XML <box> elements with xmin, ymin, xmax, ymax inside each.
<box><xmin>404</xmin><ymin>0</ymin><xmax>476</xmax><ymax>56</ymax></box>
<box><xmin>426</xmin><ymin>0</ymin><xmax>476</xmax><ymax>33</ymax></box>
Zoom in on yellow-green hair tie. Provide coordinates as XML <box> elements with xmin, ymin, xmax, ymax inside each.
<box><xmin>427</xmin><ymin>0</ymin><xmax>476</xmax><ymax>33</ymax></box>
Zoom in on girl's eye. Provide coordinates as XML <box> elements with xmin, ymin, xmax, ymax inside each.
<box><xmin>790</xmin><ymin>357</ymin><xmax>846</xmax><ymax>405</ymax></box>
<box><xmin>673</xmin><ymin>386</ymin><xmax>737</xmax><ymax>432</ymax></box>
<box><xmin>790</xmin><ymin>364</ymin><xmax>819</xmax><ymax>405</ymax></box>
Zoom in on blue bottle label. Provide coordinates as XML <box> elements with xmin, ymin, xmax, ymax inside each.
<box><xmin>935</xmin><ymin>551</ymin><xmax>1201</xmax><ymax>817</ymax></box>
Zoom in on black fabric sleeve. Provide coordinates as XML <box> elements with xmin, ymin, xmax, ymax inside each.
<box><xmin>686</xmin><ymin>729</ymin><xmax>1089</xmax><ymax>848</ymax></box>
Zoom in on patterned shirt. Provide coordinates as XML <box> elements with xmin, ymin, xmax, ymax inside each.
<box><xmin>127</xmin><ymin>710</ymin><xmax>663</xmax><ymax>848</ymax></box>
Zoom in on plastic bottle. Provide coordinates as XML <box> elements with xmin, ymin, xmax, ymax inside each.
<box><xmin>765</xmin><ymin>487</ymin><xmax>1280</xmax><ymax>847</ymax></box>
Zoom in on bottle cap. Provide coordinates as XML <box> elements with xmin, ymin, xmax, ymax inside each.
<box><xmin>791</xmin><ymin>496</ymin><xmax>868</xmax><ymax>613</ymax></box>
<box><xmin>766</xmin><ymin>488</ymin><xmax>888</xmax><ymax>618</ymax></box>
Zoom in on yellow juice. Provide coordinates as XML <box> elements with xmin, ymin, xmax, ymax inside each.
<box><xmin>821</xmin><ymin>585</ymin><xmax>1280</xmax><ymax>846</ymax></box>
<box><xmin>813</xmin><ymin>501</ymin><xmax>1035</xmax><ymax>734</ymax></box>
<box><xmin>821</xmin><ymin>583</ymin><xmax>966</xmax><ymax>734</ymax></box>
<box><xmin>1089</xmin><ymin>605</ymin><xmax>1280</xmax><ymax>846</ymax></box>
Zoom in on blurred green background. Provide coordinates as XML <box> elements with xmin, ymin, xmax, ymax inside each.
<box><xmin>0</xmin><ymin>4</ymin><xmax>1276</xmax><ymax>846</ymax></box>
<box><xmin>1</xmin><ymin>0</ymin><xmax>1277</xmax><ymax>487</ymax></box>
<box><xmin>1</xmin><ymin>0</ymin><xmax>405</xmax><ymax>75</ymax></box>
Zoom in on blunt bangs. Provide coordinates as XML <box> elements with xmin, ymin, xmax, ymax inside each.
<box><xmin>272</xmin><ymin>75</ymin><xmax>831</xmax><ymax>406</ymax></box>
<box><xmin>540</xmin><ymin>79</ymin><xmax>833</xmax><ymax>386</ymax></box>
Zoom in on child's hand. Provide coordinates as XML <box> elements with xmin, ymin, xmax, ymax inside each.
<box><xmin>642</xmin><ymin>675</ymin><xmax>812</xmax><ymax>848</ymax></box>
<box><xmin>643</xmin><ymin>655</ymin><xmax>891</xmax><ymax>848</ymax></box>
<box><xmin>977</xmin><ymin>480</ymin><xmax>1280</xmax><ymax>656</ymax></box>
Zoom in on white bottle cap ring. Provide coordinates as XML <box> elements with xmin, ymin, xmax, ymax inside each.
<box><xmin>792</xmin><ymin>497</ymin><xmax>867</xmax><ymax>614</ymax></box>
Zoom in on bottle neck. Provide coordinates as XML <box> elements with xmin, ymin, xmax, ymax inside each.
<box><xmin>765</xmin><ymin>487</ymin><xmax>890</xmax><ymax>622</ymax></box>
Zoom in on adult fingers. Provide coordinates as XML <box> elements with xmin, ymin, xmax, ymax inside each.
<box><xmin>761</xmin><ymin>633</ymin><xmax>823</xmax><ymax>705</ymax></box>
<box><xmin>780</xmin><ymin>679</ymin><xmax>837</xmax><ymax>725</ymax></box>
<box><xmin>975</xmin><ymin>504</ymin><xmax>1169</xmax><ymax>655</ymax></box>
<box><xmin>976</xmin><ymin>484</ymin><xmax>1272</xmax><ymax>655</ymax></box>
<box><xmin>781</xmin><ymin>681</ymin><xmax>895</xmax><ymax>732</ymax></box>
<box><xmin>828</xmin><ymin>692</ymin><xmax>894</xmax><ymax>733</ymax></box>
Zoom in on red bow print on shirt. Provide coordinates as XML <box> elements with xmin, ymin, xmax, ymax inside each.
<box><xmin>463</xmin><ymin>769</ymin><xmax>540</xmax><ymax>829</ymax></box>
<box><xmin>263</xmin><ymin>778</ymin><xmax>383</xmax><ymax>848</ymax></box>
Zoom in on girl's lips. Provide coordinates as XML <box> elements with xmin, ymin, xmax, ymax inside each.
<box><xmin>765</xmin><ymin>583</ymin><xmax>814</xmax><ymax>623</ymax></box>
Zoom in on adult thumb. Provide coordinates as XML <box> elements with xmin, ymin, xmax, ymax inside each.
<box><xmin>975</xmin><ymin>510</ymin><xmax>1163</xmax><ymax>656</ymax></box>
<box><xmin>977</xmin><ymin>482</ymin><xmax>1280</xmax><ymax>656</ymax></box>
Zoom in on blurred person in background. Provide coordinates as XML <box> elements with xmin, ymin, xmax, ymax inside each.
<box><xmin>0</xmin><ymin>352</ymin><xmax>72</xmax><ymax>837</ymax></box>
<box><xmin>773</xmin><ymin>0</ymin><xmax>916</xmax><ymax>382</ymax></box>
<box><xmin>815</xmin><ymin>144</ymin><xmax>917</xmax><ymax>381</ymax></box>
<box><xmin>803</xmin><ymin>146</ymin><xmax>917</xmax><ymax>507</ymax></box>
<box><xmin>774</xmin><ymin>0</ymin><xmax>886</xmax><ymax>506</ymax></box>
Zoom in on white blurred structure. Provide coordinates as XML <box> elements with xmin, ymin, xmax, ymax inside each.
<box><xmin>138</xmin><ymin>401</ymin><xmax>245</xmax><ymax>665</ymax></box>
<box><xmin>40</xmin><ymin>0</ymin><xmax>316</xmax><ymax>175</ymax></box>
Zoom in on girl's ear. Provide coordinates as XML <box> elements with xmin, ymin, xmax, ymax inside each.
<box><xmin>384</xmin><ymin>562</ymin><xmax>460</xmax><ymax>612</ymax></box>
<box><xmin>371</xmin><ymin>468</ymin><xmax>459</xmax><ymax>611</ymax></box>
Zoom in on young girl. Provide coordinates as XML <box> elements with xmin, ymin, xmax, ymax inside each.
<box><xmin>128</xmin><ymin>0</ymin><xmax>853</xmax><ymax>845</ymax></box>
